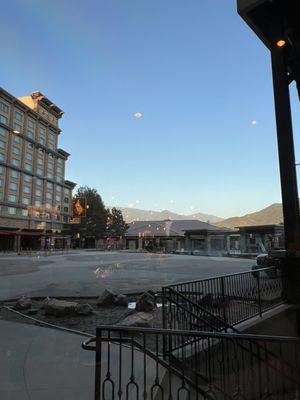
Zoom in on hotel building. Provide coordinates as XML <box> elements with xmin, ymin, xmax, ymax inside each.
<box><xmin>0</xmin><ymin>87</ymin><xmax>75</xmax><ymax>251</ymax></box>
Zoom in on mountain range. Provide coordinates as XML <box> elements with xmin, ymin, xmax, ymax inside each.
<box><xmin>108</xmin><ymin>207</ymin><xmax>223</xmax><ymax>224</ymax></box>
<box><xmin>109</xmin><ymin>201</ymin><xmax>295</xmax><ymax>228</ymax></box>
<box><xmin>214</xmin><ymin>203</ymin><xmax>285</xmax><ymax>229</ymax></box>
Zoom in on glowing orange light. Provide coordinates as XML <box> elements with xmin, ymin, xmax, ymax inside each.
<box><xmin>276</xmin><ymin>40</ymin><xmax>286</xmax><ymax>48</ymax></box>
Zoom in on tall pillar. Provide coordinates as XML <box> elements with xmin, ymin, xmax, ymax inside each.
<box><xmin>271</xmin><ymin>48</ymin><xmax>300</xmax><ymax>304</ymax></box>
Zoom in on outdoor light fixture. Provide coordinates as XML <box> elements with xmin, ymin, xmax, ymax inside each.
<box><xmin>238</xmin><ymin>0</ymin><xmax>300</xmax><ymax>98</ymax></box>
<box><xmin>276</xmin><ymin>40</ymin><xmax>286</xmax><ymax>48</ymax></box>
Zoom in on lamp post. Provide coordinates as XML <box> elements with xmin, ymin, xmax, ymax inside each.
<box><xmin>237</xmin><ymin>0</ymin><xmax>300</xmax><ymax>302</ymax></box>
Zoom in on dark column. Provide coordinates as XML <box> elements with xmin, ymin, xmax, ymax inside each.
<box><xmin>271</xmin><ymin>47</ymin><xmax>300</xmax><ymax>303</ymax></box>
<box><xmin>271</xmin><ymin>48</ymin><xmax>300</xmax><ymax>253</ymax></box>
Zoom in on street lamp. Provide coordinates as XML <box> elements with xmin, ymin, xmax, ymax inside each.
<box><xmin>237</xmin><ymin>0</ymin><xmax>300</xmax><ymax>302</ymax></box>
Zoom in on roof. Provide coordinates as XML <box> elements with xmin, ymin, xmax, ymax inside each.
<box><xmin>125</xmin><ymin>219</ymin><xmax>229</xmax><ymax>237</ymax></box>
<box><xmin>31</xmin><ymin>91</ymin><xmax>64</xmax><ymax>117</ymax></box>
<box><xmin>236</xmin><ymin>224</ymin><xmax>285</xmax><ymax>232</ymax></box>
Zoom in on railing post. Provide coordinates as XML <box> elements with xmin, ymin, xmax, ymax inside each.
<box><xmin>162</xmin><ymin>287</ymin><xmax>167</xmax><ymax>357</ymax></box>
<box><xmin>95</xmin><ymin>329</ymin><xmax>102</xmax><ymax>400</ymax></box>
<box><xmin>257</xmin><ymin>272</ymin><xmax>262</xmax><ymax>317</ymax></box>
<box><xmin>221</xmin><ymin>276</ymin><xmax>227</xmax><ymax>332</ymax></box>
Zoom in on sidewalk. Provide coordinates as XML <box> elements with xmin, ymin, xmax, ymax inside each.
<box><xmin>0</xmin><ymin>320</ymin><xmax>94</xmax><ymax>400</ymax></box>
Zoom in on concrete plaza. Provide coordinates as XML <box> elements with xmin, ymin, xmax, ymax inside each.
<box><xmin>0</xmin><ymin>250</ymin><xmax>254</xmax><ymax>300</ymax></box>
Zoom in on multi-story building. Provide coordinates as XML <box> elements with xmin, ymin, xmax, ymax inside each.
<box><xmin>0</xmin><ymin>87</ymin><xmax>76</xmax><ymax>251</ymax></box>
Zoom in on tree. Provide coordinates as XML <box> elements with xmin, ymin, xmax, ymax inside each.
<box><xmin>73</xmin><ymin>186</ymin><xmax>108</xmax><ymax>238</ymax></box>
<box><xmin>106</xmin><ymin>207</ymin><xmax>129</xmax><ymax>237</ymax></box>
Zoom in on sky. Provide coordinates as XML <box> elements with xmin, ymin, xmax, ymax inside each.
<box><xmin>1</xmin><ymin>0</ymin><xmax>299</xmax><ymax>218</ymax></box>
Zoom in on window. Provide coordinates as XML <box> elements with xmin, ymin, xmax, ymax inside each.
<box><xmin>10</xmin><ymin>170</ymin><xmax>19</xmax><ymax>178</ymax></box>
<box><xmin>0</xmin><ymin>153</ymin><xmax>5</xmax><ymax>162</ymax></box>
<box><xmin>46</xmin><ymin>203</ymin><xmax>51</xmax><ymax>209</ymax></box>
<box><xmin>0</xmin><ymin>166</ymin><xmax>5</xmax><ymax>174</ymax></box>
<box><xmin>64</xmin><ymin>188</ymin><xmax>70</xmax><ymax>195</ymax></box>
<box><xmin>46</xmin><ymin>192</ymin><xmax>52</xmax><ymax>200</ymax></box>
<box><xmin>9</xmin><ymin>182</ymin><xmax>18</xmax><ymax>190</ymax></box>
<box><xmin>11</xmin><ymin>158</ymin><xmax>20</xmax><ymax>167</ymax></box>
<box><xmin>7</xmin><ymin>207</ymin><xmax>16</xmax><ymax>215</ymax></box>
<box><xmin>49</xmin><ymin>132</ymin><xmax>55</xmax><ymax>141</ymax></box>
<box><xmin>56</xmin><ymin>185</ymin><xmax>62</xmax><ymax>192</ymax></box>
<box><xmin>25</xmin><ymin>153</ymin><xmax>33</xmax><ymax>161</ymax></box>
<box><xmin>37</xmin><ymin>158</ymin><xmax>43</xmax><ymax>165</ymax></box>
<box><xmin>23</xmin><ymin>186</ymin><xmax>31</xmax><ymax>194</ymax></box>
<box><xmin>0</xmin><ymin>102</ymin><xmax>9</xmax><ymax>113</ymax></box>
<box><xmin>0</xmin><ymin>140</ymin><xmax>5</xmax><ymax>149</ymax></box>
<box><xmin>35</xmin><ymin>178</ymin><xmax>42</xmax><ymax>186</ymax></box>
<box><xmin>47</xmin><ymin>163</ymin><xmax>54</xmax><ymax>170</ymax></box>
<box><xmin>24</xmin><ymin>163</ymin><xmax>33</xmax><ymax>172</ymax></box>
<box><xmin>14</xmin><ymin>123</ymin><xmax>22</xmax><ymax>133</ymax></box>
<box><xmin>35</xmin><ymin>200</ymin><xmax>41</xmax><ymax>206</ymax></box>
<box><xmin>36</xmin><ymin>189</ymin><xmax>42</xmax><ymax>196</ymax></box>
<box><xmin>0</xmin><ymin>178</ymin><xmax>3</xmax><ymax>187</ymax></box>
<box><xmin>27</xmin><ymin>142</ymin><xmax>34</xmax><ymax>149</ymax></box>
<box><xmin>22</xmin><ymin>209</ymin><xmax>28</xmax><ymax>216</ymax></box>
<box><xmin>27</xmin><ymin>130</ymin><xmax>34</xmax><ymax>139</ymax></box>
<box><xmin>13</xmin><ymin>135</ymin><xmax>21</xmax><ymax>143</ymax></box>
<box><xmin>0</xmin><ymin>115</ymin><xmax>8</xmax><ymax>125</ymax></box>
<box><xmin>0</xmin><ymin>127</ymin><xmax>7</xmax><ymax>137</ymax></box>
<box><xmin>8</xmin><ymin>194</ymin><xmax>17</xmax><ymax>202</ymax></box>
<box><xmin>64</xmin><ymin>197</ymin><xmax>69</xmax><ymax>204</ymax></box>
<box><xmin>56</xmin><ymin>176</ymin><xmax>62</xmax><ymax>182</ymax></box>
<box><xmin>47</xmin><ymin>173</ymin><xmax>53</xmax><ymax>179</ymax></box>
<box><xmin>55</xmin><ymin>194</ymin><xmax>61</xmax><ymax>202</ymax></box>
<box><xmin>39</xmin><ymin>125</ymin><xmax>46</xmax><ymax>135</ymax></box>
<box><xmin>63</xmin><ymin>207</ymin><xmax>68</xmax><ymax>213</ymax></box>
<box><xmin>48</xmin><ymin>143</ymin><xmax>54</xmax><ymax>151</ymax></box>
<box><xmin>14</xmin><ymin>111</ymin><xmax>23</xmax><ymax>121</ymax></box>
<box><xmin>38</xmin><ymin>148</ymin><xmax>44</xmax><ymax>154</ymax></box>
<box><xmin>23</xmin><ymin>198</ymin><xmax>30</xmax><ymax>205</ymax></box>
<box><xmin>47</xmin><ymin>182</ymin><xmax>53</xmax><ymax>189</ymax></box>
<box><xmin>24</xmin><ymin>175</ymin><xmax>32</xmax><ymax>183</ymax></box>
<box><xmin>57</xmin><ymin>158</ymin><xmax>63</xmax><ymax>165</ymax></box>
<box><xmin>38</xmin><ymin>137</ymin><xmax>45</xmax><ymax>145</ymax></box>
<box><xmin>28</xmin><ymin>119</ymin><xmax>35</xmax><ymax>129</ymax></box>
<box><xmin>57</xmin><ymin>166</ymin><xmax>63</xmax><ymax>175</ymax></box>
<box><xmin>12</xmin><ymin>146</ymin><xmax>20</xmax><ymax>155</ymax></box>
<box><xmin>37</xmin><ymin>168</ymin><xmax>43</xmax><ymax>176</ymax></box>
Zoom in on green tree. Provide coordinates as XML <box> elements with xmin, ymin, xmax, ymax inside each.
<box><xmin>106</xmin><ymin>207</ymin><xmax>129</xmax><ymax>237</ymax></box>
<box><xmin>73</xmin><ymin>186</ymin><xmax>108</xmax><ymax>238</ymax></box>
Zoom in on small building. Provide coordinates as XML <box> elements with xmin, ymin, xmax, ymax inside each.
<box><xmin>237</xmin><ymin>224</ymin><xmax>285</xmax><ymax>255</ymax></box>
<box><xmin>125</xmin><ymin>219</ymin><xmax>233</xmax><ymax>254</ymax></box>
<box><xmin>184</xmin><ymin>226</ymin><xmax>234</xmax><ymax>256</ymax></box>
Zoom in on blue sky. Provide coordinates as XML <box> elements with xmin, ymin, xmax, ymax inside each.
<box><xmin>1</xmin><ymin>0</ymin><xmax>299</xmax><ymax>218</ymax></box>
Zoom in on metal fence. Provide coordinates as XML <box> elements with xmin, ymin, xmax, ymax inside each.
<box><xmin>162</xmin><ymin>267</ymin><xmax>283</xmax><ymax>335</ymax></box>
<box><xmin>82</xmin><ymin>326</ymin><xmax>300</xmax><ymax>400</ymax></box>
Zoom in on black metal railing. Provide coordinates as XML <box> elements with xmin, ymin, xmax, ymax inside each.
<box><xmin>82</xmin><ymin>326</ymin><xmax>300</xmax><ymax>400</ymax></box>
<box><xmin>162</xmin><ymin>267</ymin><xmax>283</xmax><ymax>334</ymax></box>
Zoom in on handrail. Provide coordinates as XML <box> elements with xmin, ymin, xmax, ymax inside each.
<box><xmin>165</xmin><ymin>286</ymin><xmax>238</xmax><ymax>332</ymax></box>
<box><xmin>87</xmin><ymin>326</ymin><xmax>300</xmax><ymax>399</ymax></box>
<box><xmin>163</xmin><ymin>266</ymin><xmax>278</xmax><ymax>288</ymax></box>
<box><xmin>82</xmin><ymin>332</ymin><xmax>217</xmax><ymax>400</ymax></box>
<box><xmin>95</xmin><ymin>325</ymin><xmax>300</xmax><ymax>343</ymax></box>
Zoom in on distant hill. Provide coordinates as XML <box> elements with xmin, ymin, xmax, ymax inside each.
<box><xmin>215</xmin><ymin>203</ymin><xmax>285</xmax><ymax>229</ymax></box>
<box><xmin>108</xmin><ymin>206</ymin><xmax>223</xmax><ymax>224</ymax></box>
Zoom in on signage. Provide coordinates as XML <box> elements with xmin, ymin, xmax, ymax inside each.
<box><xmin>72</xmin><ymin>197</ymin><xmax>86</xmax><ymax>217</ymax></box>
<box><xmin>70</xmin><ymin>217</ymin><xmax>81</xmax><ymax>224</ymax></box>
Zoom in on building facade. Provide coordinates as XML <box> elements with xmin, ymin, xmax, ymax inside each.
<box><xmin>0</xmin><ymin>88</ymin><xmax>75</xmax><ymax>251</ymax></box>
<box><xmin>125</xmin><ymin>219</ymin><xmax>233</xmax><ymax>254</ymax></box>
